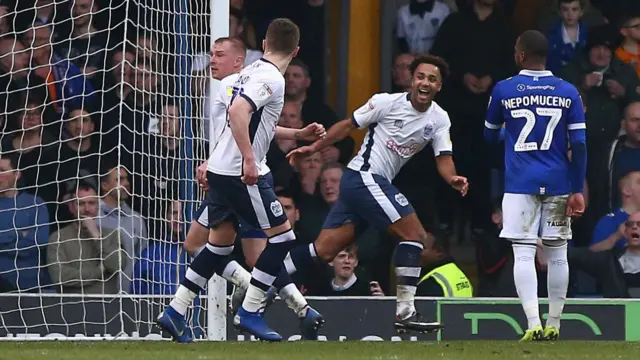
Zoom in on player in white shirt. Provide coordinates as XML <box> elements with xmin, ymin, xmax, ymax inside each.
<box><xmin>283</xmin><ymin>55</ymin><xmax>469</xmax><ymax>333</ymax></box>
<box><xmin>157</xmin><ymin>33</ymin><xmax>326</xmax><ymax>343</ymax></box>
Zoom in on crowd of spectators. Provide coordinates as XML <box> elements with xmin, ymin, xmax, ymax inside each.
<box><xmin>0</xmin><ymin>0</ymin><xmax>639</xmax><ymax>301</ymax></box>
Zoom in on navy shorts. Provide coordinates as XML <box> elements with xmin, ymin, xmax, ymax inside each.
<box><xmin>323</xmin><ymin>168</ymin><xmax>415</xmax><ymax>234</ymax></box>
<box><xmin>201</xmin><ymin>171</ymin><xmax>286</xmax><ymax>233</ymax></box>
<box><xmin>194</xmin><ymin>172</ymin><xmax>275</xmax><ymax>239</ymax></box>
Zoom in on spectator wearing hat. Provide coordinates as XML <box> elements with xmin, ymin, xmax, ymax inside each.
<box><xmin>559</xmin><ymin>24</ymin><xmax>640</xmax><ymax>202</ymax></box>
<box><xmin>47</xmin><ymin>176</ymin><xmax>127</xmax><ymax>294</ymax></box>
<box><xmin>0</xmin><ymin>153</ymin><xmax>51</xmax><ymax>292</ymax></box>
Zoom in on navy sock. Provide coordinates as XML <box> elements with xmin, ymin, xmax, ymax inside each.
<box><xmin>183</xmin><ymin>243</ymin><xmax>234</xmax><ymax>293</ymax></box>
<box><xmin>250</xmin><ymin>229</ymin><xmax>297</xmax><ymax>291</ymax></box>
<box><xmin>394</xmin><ymin>241</ymin><xmax>423</xmax><ymax>288</ymax></box>
<box><xmin>284</xmin><ymin>242</ymin><xmax>318</xmax><ymax>279</ymax></box>
<box><xmin>272</xmin><ymin>267</ymin><xmax>293</xmax><ymax>291</ymax></box>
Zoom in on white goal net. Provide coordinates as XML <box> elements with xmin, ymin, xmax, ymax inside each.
<box><xmin>0</xmin><ymin>0</ymin><xmax>228</xmax><ymax>340</ymax></box>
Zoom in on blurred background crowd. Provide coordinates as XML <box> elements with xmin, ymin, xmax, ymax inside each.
<box><xmin>0</xmin><ymin>0</ymin><xmax>639</xmax><ymax>300</ymax></box>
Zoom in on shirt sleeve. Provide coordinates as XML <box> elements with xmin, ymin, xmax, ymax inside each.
<box><xmin>236</xmin><ymin>72</ymin><xmax>284</xmax><ymax>112</ymax></box>
<box><xmin>591</xmin><ymin>215</ymin><xmax>623</xmax><ymax>246</ymax></box>
<box><xmin>432</xmin><ymin>113</ymin><xmax>453</xmax><ymax>156</ymax></box>
<box><xmin>567</xmin><ymin>87</ymin><xmax>586</xmax><ymax>133</ymax></box>
<box><xmin>485</xmin><ymin>84</ymin><xmax>504</xmax><ymax>130</ymax></box>
<box><xmin>351</xmin><ymin>93</ymin><xmax>391</xmax><ymax>129</ymax></box>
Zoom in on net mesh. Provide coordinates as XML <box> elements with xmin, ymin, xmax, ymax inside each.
<box><xmin>0</xmin><ymin>0</ymin><xmax>215</xmax><ymax>339</ymax></box>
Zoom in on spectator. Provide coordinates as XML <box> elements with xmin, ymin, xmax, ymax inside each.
<box><xmin>285</xmin><ymin>59</ymin><xmax>334</xmax><ymax>126</ymax></box>
<box><xmin>619</xmin><ymin>211</ymin><xmax>640</xmax><ymax>294</ymax></box>
<box><xmin>590</xmin><ymin>170</ymin><xmax>640</xmax><ymax>252</ymax></box>
<box><xmin>546</xmin><ymin>0</ymin><xmax>588</xmax><ymax>74</ymax></box>
<box><xmin>592</xmin><ymin>101</ymin><xmax>640</xmax><ymax>216</ymax></box>
<box><xmin>615</xmin><ymin>12</ymin><xmax>640</xmax><ymax>79</ymax></box>
<box><xmin>229</xmin><ymin>6</ymin><xmax>261</xmax><ymax>66</ymax></box>
<box><xmin>58</xmin><ymin>103</ymin><xmax>105</xmax><ymax>178</ymax></box>
<box><xmin>560</xmin><ymin>25</ymin><xmax>640</xmax><ymax>203</ymax></box>
<box><xmin>268</xmin><ymin>101</ymin><xmax>304</xmax><ymax>178</ymax></box>
<box><xmin>99</xmin><ymin>164</ymin><xmax>148</xmax><ymax>293</ymax></box>
<box><xmin>396</xmin><ymin>0</ymin><xmax>451</xmax><ymax>54</ymax></box>
<box><xmin>0</xmin><ymin>153</ymin><xmax>51</xmax><ymax>292</ymax></box>
<box><xmin>416</xmin><ymin>235</ymin><xmax>473</xmax><ymax>297</ymax></box>
<box><xmin>295</xmin><ymin>161</ymin><xmax>340</xmax><ymax>244</ymax></box>
<box><xmin>537</xmin><ymin>0</ymin><xmax>606</xmax><ymax>34</ymax></box>
<box><xmin>20</xmin><ymin>23</ymin><xmax>95</xmax><ymax>113</ymax></box>
<box><xmin>48</xmin><ymin>180</ymin><xmax>126</xmax><ymax>294</ymax></box>
<box><xmin>392</xmin><ymin>53</ymin><xmax>416</xmax><ymax>93</ymax></box>
<box><xmin>431</xmin><ymin>0</ymin><xmax>513</xmax><ymax>235</ymax></box>
<box><xmin>284</xmin><ymin>59</ymin><xmax>354</xmax><ymax>163</ymax></box>
<box><xmin>295</xmin><ymin>150</ymin><xmax>323</xmax><ymax>197</ymax></box>
<box><xmin>0</xmin><ymin>91</ymin><xmax>64</xmax><ymax>221</ymax></box>
<box><xmin>56</xmin><ymin>0</ymin><xmax>109</xmax><ymax>87</ymax></box>
<box><xmin>319</xmin><ymin>245</ymin><xmax>385</xmax><ymax>297</ymax></box>
<box><xmin>0</xmin><ymin>5</ymin><xmax>13</xmax><ymax>36</ymax></box>
<box><xmin>135</xmin><ymin>100</ymin><xmax>181</xmax><ymax>234</ymax></box>
<box><xmin>0</xmin><ymin>36</ymin><xmax>46</xmax><ymax>104</ymax></box>
<box><xmin>132</xmin><ymin>200</ymin><xmax>188</xmax><ymax>295</ymax></box>
<box><xmin>101</xmin><ymin>47</ymin><xmax>136</xmax><ymax>137</ymax></box>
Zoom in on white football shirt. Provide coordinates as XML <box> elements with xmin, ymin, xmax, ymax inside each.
<box><xmin>348</xmin><ymin>92</ymin><xmax>453</xmax><ymax>181</ymax></box>
<box><xmin>208</xmin><ymin>59</ymin><xmax>284</xmax><ymax>176</ymax></box>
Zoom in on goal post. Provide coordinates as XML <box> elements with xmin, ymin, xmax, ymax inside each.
<box><xmin>0</xmin><ymin>0</ymin><xmax>228</xmax><ymax>340</ymax></box>
<box><xmin>206</xmin><ymin>0</ymin><xmax>230</xmax><ymax>342</ymax></box>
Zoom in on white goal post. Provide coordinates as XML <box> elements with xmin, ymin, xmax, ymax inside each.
<box><xmin>0</xmin><ymin>0</ymin><xmax>228</xmax><ymax>341</ymax></box>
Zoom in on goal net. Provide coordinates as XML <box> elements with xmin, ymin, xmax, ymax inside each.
<box><xmin>0</xmin><ymin>0</ymin><xmax>228</xmax><ymax>340</ymax></box>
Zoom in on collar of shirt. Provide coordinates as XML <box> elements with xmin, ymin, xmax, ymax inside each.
<box><xmin>331</xmin><ymin>274</ymin><xmax>358</xmax><ymax>291</ymax></box>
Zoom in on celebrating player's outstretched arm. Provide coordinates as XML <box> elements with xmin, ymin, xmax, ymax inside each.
<box><xmin>435</xmin><ymin>155</ymin><xmax>468</xmax><ymax>196</ymax></box>
<box><xmin>286</xmin><ymin>117</ymin><xmax>355</xmax><ymax>165</ymax></box>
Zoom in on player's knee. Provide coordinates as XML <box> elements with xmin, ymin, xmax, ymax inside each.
<box><xmin>542</xmin><ymin>239</ymin><xmax>568</xmax><ymax>248</ymax></box>
<box><xmin>184</xmin><ymin>221</ymin><xmax>208</xmax><ymax>256</ymax></box>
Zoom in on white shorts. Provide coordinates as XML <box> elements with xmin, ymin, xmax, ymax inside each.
<box><xmin>500</xmin><ymin>193</ymin><xmax>572</xmax><ymax>242</ymax></box>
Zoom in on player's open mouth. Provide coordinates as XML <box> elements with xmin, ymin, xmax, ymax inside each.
<box><xmin>631</xmin><ymin>233</ymin><xmax>640</xmax><ymax>240</ymax></box>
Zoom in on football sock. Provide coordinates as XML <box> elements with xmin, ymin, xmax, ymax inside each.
<box><xmin>543</xmin><ymin>241</ymin><xmax>569</xmax><ymax>329</ymax></box>
<box><xmin>242</xmin><ymin>229</ymin><xmax>296</xmax><ymax>313</ymax></box>
<box><xmin>284</xmin><ymin>243</ymin><xmax>318</xmax><ymax>276</ymax></box>
<box><xmin>171</xmin><ymin>243</ymin><xmax>234</xmax><ymax>316</ymax></box>
<box><xmin>394</xmin><ymin>241</ymin><xmax>424</xmax><ymax>320</ymax></box>
<box><xmin>512</xmin><ymin>243</ymin><xmax>541</xmax><ymax>329</ymax></box>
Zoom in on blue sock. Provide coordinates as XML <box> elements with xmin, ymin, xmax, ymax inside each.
<box><xmin>183</xmin><ymin>243</ymin><xmax>234</xmax><ymax>293</ymax></box>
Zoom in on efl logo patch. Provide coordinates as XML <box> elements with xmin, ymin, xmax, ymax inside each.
<box><xmin>395</xmin><ymin>193</ymin><xmax>408</xmax><ymax>207</ymax></box>
<box><xmin>394</xmin><ymin>120</ymin><xmax>404</xmax><ymax>129</ymax></box>
<box><xmin>270</xmin><ymin>200</ymin><xmax>283</xmax><ymax>217</ymax></box>
<box><xmin>258</xmin><ymin>84</ymin><xmax>273</xmax><ymax>98</ymax></box>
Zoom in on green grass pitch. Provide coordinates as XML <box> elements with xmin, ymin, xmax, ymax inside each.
<box><xmin>3</xmin><ymin>341</ymin><xmax>639</xmax><ymax>360</ymax></box>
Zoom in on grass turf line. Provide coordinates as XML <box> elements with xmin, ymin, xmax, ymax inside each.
<box><xmin>1</xmin><ymin>341</ymin><xmax>639</xmax><ymax>360</ymax></box>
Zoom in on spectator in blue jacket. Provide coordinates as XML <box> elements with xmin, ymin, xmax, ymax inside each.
<box><xmin>132</xmin><ymin>200</ymin><xmax>188</xmax><ymax>295</ymax></box>
<box><xmin>20</xmin><ymin>23</ymin><xmax>95</xmax><ymax>114</ymax></box>
<box><xmin>0</xmin><ymin>153</ymin><xmax>51</xmax><ymax>292</ymax></box>
<box><xmin>546</xmin><ymin>0</ymin><xmax>588</xmax><ymax>73</ymax></box>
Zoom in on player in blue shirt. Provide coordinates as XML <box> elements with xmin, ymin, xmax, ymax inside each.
<box><xmin>484</xmin><ymin>30</ymin><xmax>587</xmax><ymax>341</ymax></box>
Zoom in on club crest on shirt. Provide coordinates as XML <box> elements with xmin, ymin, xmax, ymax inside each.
<box><xmin>395</xmin><ymin>193</ymin><xmax>409</xmax><ymax>207</ymax></box>
<box><xmin>270</xmin><ymin>200</ymin><xmax>283</xmax><ymax>217</ymax></box>
<box><xmin>422</xmin><ymin>123</ymin><xmax>434</xmax><ymax>140</ymax></box>
<box><xmin>394</xmin><ymin>119</ymin><xmax>404</xmax><ymax>129</ymax></box>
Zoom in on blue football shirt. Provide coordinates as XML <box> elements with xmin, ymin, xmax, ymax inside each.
<box><xmin>485</xmin><ymin>70</ymin><xmax>586</xmax><ymax>195</ymax></box>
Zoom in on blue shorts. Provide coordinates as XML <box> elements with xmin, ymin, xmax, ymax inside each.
<box><xmin>323</xmin><ymin>168</ymin><xmax>415</xmax><ymax>234</ymax></box>
<box><xmin>194</xmin><ymin>172</ymin><xmax>275</xmax><ymax>239</ymax></box>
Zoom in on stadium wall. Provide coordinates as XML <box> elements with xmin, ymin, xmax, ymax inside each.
<box><xmin>0</xmin><ymin>296</ymin><xmax>638</xmax><ymax>341</ymax></box>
